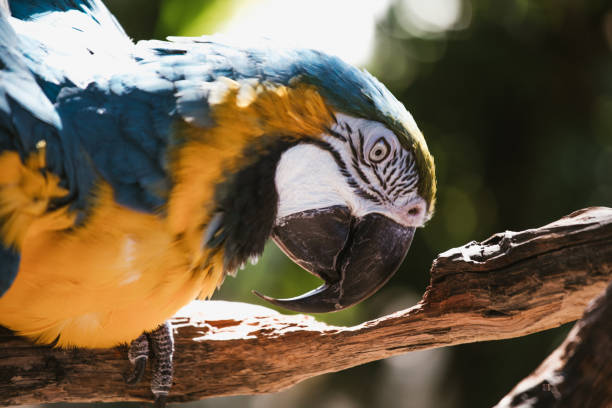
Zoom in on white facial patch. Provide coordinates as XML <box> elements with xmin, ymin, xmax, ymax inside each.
<box><xmin>275</xmin><ymin>144</ymin><xmax>349</xmax><ymax>220</ymax></box>
<box><xmin>274</xmin><ymin>113</ymin><xmax>428</xmax><ymax>228</ymax></box>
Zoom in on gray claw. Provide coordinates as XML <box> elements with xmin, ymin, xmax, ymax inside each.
<box><xmin>126</xmin><ymin>332</ymin><xmax>150</xmax><ymax>385</ymax></box>
<box><xmin>154</xmin><ymin>394</ymin><xmax>168</xmax><ymax>408</ymax></box>
<box><xmin>125</xmin><ymin>322</ymin><xmax>174</xmax><ymax>405</ymax></box>
<box><xmin>125</xmin><ymin>357</ymin><xmax>147</xmax><ymax>385</ymax></box>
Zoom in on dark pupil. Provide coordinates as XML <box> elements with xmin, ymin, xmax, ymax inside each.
<box><xmin>374</xmin><ymin>148</ymin><xmax>383</xmax><ymax>156</ymax></box>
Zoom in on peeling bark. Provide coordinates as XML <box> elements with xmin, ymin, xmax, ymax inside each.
<box><xmin>495</xmin><ymin>279</ymin><xmax>612</xmax><ymax>408</ymax></box>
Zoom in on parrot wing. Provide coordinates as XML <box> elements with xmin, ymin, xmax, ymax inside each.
<box><xmin>0</xmin><ymin>0</ymin><xmax>179</xmax><ymax>294</ymax></box>
<box><xmin>0</xmin><ymin>7</ymin><xmax>63</xmax><ymax>296</ymax></box>
<box><xmin>6</xmin><ymin>0</ymin><xmax>176</xmax><ymax>213</ymax></box>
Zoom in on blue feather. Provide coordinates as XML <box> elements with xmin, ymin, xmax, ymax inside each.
<box><xmin>1</xmin><ymin>0</ymin><xmax>420</xmax><ymax>297</ymax></box>
<box><xmin>0</xmin><ymin>7</ymin><xmax>62</xmax><ymax>296</ymax></box>
<box><xmin>5</xmin><ymin>0</ymin><xmax>415</xmax><ymax>214</ymax></box>
<box><xmin>0</xmin><ymin>245</ymin><xmax>20</xmax><ymax>297</ymax></box>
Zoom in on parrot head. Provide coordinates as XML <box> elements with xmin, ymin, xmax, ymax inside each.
<box><xmin>263</xmin><ymin>111</ymin><xmax>434</xmax><ymax>313</ymax></box>
<box><xmin>176</xmin><ymin>42</ymin><xmax>436</xmax><ymax>313</ymax></box>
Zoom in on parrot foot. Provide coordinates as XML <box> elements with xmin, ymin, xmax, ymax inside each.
<box><xmin>126</xmin><ymin>322</ymin><xmax>175</xmax><ymax>408</ymax></box>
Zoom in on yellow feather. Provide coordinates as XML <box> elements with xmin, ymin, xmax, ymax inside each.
<box><xmin>0</xmin><ymin>182</ymin><xmax>209</xmax><ymax>347</ymax></box>
<box><xmin>0</xmin><ymin>82</ymin><xmax>335</xmax><ymax>348</ymax></box>
<box><xmin>0</xmin><ymin>150</ymin><xmax>71</xmax><ymax>249</ymax></box>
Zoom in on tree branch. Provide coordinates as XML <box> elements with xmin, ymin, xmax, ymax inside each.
<box><xmin>1</xmin><ymin>207</ymin><xmax>611</xmax><ymax>406</ymax></box>
<box><xmin>495</xmin><ymin>273</ymin><xmax>612</xmax><ymax>408</ymax></box>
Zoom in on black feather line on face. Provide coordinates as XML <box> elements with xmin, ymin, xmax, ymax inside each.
<box><xmin>383</xmin><ymin>152</ymin><xmax>396</xmax><ymax>175</ymax></box>
<box><xmin>385</xmin><ymin>166</ymin><xmax>398</xmax><ymax>184</ymax></box>
<box><xmin>357</xmin><ymin>129</ymin><xmax>367</xmax><ymax>165</ymax></box>
<box><xmin>387</xmin><ymin>166</ymin><xmax>404</xmax><ymax>189</ymax></box>
<box><xmin>343</xmin><ymin>121</ymin><xmax>352</xmax><ymax>134</ymax></box>
<box><xmin>325</xmin><ymin>127</ymin><xmax>347</xmax><ymax>142</ymax></box>
<box><xmin>211</xmin><ymin>135</ymin><xmax>298</xmax><ymax>273</ymax></box>
<box><xmin>306</xmin><ymin>139</ymin><xmax>383</xmax><ymax>205</ymax></box>
<box><xmin>346</xmin><ymin>134</ymin><xmax>384</xmax><ymax>202</ymax></box>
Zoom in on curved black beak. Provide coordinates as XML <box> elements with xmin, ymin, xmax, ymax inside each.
<box><xmin>253</xmin><ymin>206</ymin><xmax>416</xmax><ymax>313</ymax></box>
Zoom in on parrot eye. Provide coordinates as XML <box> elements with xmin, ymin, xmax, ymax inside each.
<box><xmin>368</xmin><ymin>138</ymin><xmax>390</xmax><ymax>163</ymax></box>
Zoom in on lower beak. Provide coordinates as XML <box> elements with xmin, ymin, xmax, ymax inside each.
<box><xmin>253</xmin><ymin>205</ymin><xmax>416</xmax><ymax>313</ymax></box>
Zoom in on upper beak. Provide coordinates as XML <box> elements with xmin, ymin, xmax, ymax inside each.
<box><xmin>253</xmin><ymin>205</ymin><xmax>416</xmax><ymax>313</ymax></box>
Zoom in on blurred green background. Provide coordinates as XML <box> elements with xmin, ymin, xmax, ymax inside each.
<box><xmin>37</xmin><ymin>0</ymin><xmax>612</xmax><ymax>407</ymax></box>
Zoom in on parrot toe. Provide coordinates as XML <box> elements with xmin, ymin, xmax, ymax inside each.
<box><xmin>126</xmin><ymin>332</ymin><xmax>149</xmax><ymax>384</ymax></box>
<box><xmin>125</xmin><ymin>322</ymin><xmax>174</xmax><ymax>406</ymax></box>
<box><xmin>154</xmin><ymin>395</ymin><xmax>168</xmax><ymax>408</ymax></box>
<box><xmin>125</xmin><ymin>357</ymin><xmax>147</xmax><ymax>385</ymax></box>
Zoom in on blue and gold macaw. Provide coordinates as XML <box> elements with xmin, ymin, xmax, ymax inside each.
<box><xmin>0</xmin><ymin>0</ymin><xmax>436</xmax><ymax>405</ymax></box>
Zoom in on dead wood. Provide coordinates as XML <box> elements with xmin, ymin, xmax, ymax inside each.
<box><xmin>495</xmin><ymin>277</ymin><xmax>612</xmax><ymax>408</ymax></box>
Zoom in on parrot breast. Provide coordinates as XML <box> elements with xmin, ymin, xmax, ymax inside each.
<box><xmin>0</xmin><ymin>80</ymin><xmax>337</xmax><ymax>348</ymax></box>
<box><xmin>0</xmin><ymin>183</ymin><xmax>219</xmax><ymax>348</ymax></box>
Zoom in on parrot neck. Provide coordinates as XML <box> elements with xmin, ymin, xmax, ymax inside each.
<box><xmin>165</xmin><ymin>81</ymin><xmax>336</xmax><ymax>285</ymax></box>
<box><xmin>210</xmin><ymin>134</ymin><xmax>299</xmax><ymax>274</ymax></box>
<box><xmin>166</xmin><ymin>131</ymin><xmax>298</xmax><ymax>286</ymax></box>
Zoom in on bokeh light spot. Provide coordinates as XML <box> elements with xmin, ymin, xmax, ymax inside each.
<box><xmin>220</xmin><ymin>0</ymin><xmax>392</xmax><ymax>66</ymax></box>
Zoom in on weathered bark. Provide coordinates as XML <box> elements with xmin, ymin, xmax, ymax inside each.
<box><xmin>0</xmin><ymin>206</ymin><xmax>611</xmax><ymax>406</ymax></box>
<box><xmin>495</xmin><ymin>278</ymin><xmax>612</xmax><ymax>408</ymax></box>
